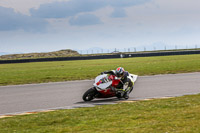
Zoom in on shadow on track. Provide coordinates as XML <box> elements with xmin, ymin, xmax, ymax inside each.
<box><xmin>76</xmin><ymin>97</ymin><xmax>126</xmax><ymax>105</ymax></box>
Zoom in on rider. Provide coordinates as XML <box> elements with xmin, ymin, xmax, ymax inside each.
<box><xmin>101</xmin><ymin>67</ymin><xmax>133</xmax><ymax>99</ymax></box>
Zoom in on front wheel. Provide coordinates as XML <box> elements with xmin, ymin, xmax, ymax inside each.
<box><xmin>82</xmin><ymin>87</ymin><xmax>97</xmax><ymax>101</ymax></box>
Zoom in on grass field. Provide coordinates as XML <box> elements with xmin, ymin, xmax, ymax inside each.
<box><xmin>1</xmin><ymin>54</ymin><xmax>200</xmax><ymax>132</ymax></box>
<box><xmin>1</xmin><ymin>94</ymin><xmax>200</xmax><ymax>133</ymax></box>
<box><xmin>0</xmin><ymin>54</ymin><xmax>200</xmax><ymax>86</ymax></box>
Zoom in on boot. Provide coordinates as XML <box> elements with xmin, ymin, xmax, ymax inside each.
<box><xmin>116</xmin><ymin>92</ymin><xmax>122</xmax><ymax>99</ymax></box>
<box><xmin>123</xmin><ymin>92</ymin><xmax>129</xmax><ymax>99</ymax></box>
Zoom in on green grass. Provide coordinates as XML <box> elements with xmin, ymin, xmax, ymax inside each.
<box><xmin>0</xmin><ymin>54</ymin><xmax>200</xmax><ymax>86</ymax></box>
<box><xmin>1</xmin><ymin>94</ymin><xmax>200</xmax><ymax>133</ymax></box>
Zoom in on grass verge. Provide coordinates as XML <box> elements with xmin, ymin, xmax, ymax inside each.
<box><xmin>0</xmin><ymin>94</ymin><xmax>200</xmax><ymax>133</ymax></box>
<box><xmin>0</xmin><ymin>54</ymin><xmax>200</xmax><ymax>86</ymax></box>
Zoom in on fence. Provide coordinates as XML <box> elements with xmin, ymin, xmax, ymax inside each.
<box><xmin>78</xmin><ymin>45</ymin><xmax>199</xmax><ymax>54</ymax></box>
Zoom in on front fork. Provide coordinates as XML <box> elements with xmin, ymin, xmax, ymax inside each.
<box><xmin>93</xmin><ymin>87</ymin><xmax>101</xmax><ymax>98</ymax></box>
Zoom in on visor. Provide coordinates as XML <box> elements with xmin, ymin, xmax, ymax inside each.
<box><xmin>117</xmin><ymin>73</ymin><xmax>124</xmax><ymax>78</ymax></box>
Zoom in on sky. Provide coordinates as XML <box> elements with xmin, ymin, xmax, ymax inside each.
<box><xmin>0</xmin><ymin>0</ymin><xmax>200</xmax><ymax>54</ymax></box>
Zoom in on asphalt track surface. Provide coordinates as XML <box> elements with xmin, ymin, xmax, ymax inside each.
<box><xmin>0</xmin><ymin>72</ymin><xmax>200</xmax><ymax>116</ymax></box>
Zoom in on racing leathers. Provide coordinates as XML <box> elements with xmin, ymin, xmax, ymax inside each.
<box><xmin>101</xmin><ymin>70</ymin><xmax>133</xmax><ymax>99</ymax></box>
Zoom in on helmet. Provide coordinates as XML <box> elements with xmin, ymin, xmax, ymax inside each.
<box><xmin>115</xmin><ymin>67</ymin><xmax>125</xmax><ymax>78</ymax></box>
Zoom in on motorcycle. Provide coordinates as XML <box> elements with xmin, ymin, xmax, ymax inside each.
<box><xmin>82</xmin><ymin>73</ymin><xmax>138</xmax><ymax>101</ymax></box>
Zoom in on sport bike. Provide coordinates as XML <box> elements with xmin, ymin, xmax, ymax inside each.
<box><xmin>82</xmin><ymin>73</ymin><xmax>138</xmax><ymax>101</ymax></box>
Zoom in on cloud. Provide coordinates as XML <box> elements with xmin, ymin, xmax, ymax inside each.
<box><xmin>0</xmin><ymin>0</ymin><xmax>152</xmax><ymax>31</ymax></box>
<box><xmin>0</xmin><ymin>6</ymin><xmax>48</xmax><ymax>32</ymax></box>
<box><xmin>108</xmin><ymin>0</ymin><xmax>151</xmax><ymax>7</ymax></box>
<box><xmin>111</xmin><ymin>8</ymin><xmax>127</xmax><ymax>18</ymax></box>
<box><xmin>30</xmin><ymin>0</ymin><xmax>151</xmax><ymax>18</ymax></box>
<box><xmin>69</xmin><ymin>14</ymin><xmax>103</xmax><ymax>26</ymax></box>
<box><xmin>0</xmin><ymin>0</ymin><xmax>62</xmax><ymax>15</ymax></box>
<box><xmin>30</xmin><ymin>0</ymin><xmax>106</xmax><ymax>18</ymax></box>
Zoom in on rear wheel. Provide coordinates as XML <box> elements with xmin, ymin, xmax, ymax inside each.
<box><xmin>82</xmin><ymin>87</ymin><xmax>97</xmax><ymax>101</ymax></box>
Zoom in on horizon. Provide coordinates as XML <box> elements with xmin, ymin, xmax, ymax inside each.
<box><xmin>1</xmin><ymin>46</ymin><xmax>199</xmax><ymax>56</ymax></box>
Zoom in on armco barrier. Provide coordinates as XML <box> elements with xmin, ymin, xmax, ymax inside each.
<box><xmin>0</xmin><ymin>50</ymin><xmax>200</xmax><ymax>64</ymax></box>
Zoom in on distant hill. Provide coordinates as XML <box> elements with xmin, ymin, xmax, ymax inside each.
<box><xmin>0</xmin><ymin>49</ymin><xmax>80</xmax><ymax>60</ymax></box>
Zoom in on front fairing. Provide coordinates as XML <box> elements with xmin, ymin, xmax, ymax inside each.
<box><xmin>93</xmin><ymin>74</ymin><xmax>112</xmax><ymax>89</ymax></box>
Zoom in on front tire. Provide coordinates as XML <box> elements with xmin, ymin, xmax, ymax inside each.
<box><xmin>82</xmin><ymin>87</ymin><xmax>97</xmax><ymax>101</ymax></box>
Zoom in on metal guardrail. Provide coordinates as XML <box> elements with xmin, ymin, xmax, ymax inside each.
<box><xmin>0</xmin><ymin>50</ymin><xmax>200</xmax><ymax>64</ymax></box>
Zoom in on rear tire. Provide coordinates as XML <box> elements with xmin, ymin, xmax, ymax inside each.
<box><xmin>82</xmin><ymin>87</ymin><xmax>97</xmax><ymax>101</ymax></box>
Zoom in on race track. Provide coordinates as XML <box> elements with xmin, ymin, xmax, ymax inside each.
<box><xmin>0</xmin><ymin>72</ymin><xmax>200</xmax><ymax>116</ymax></box>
